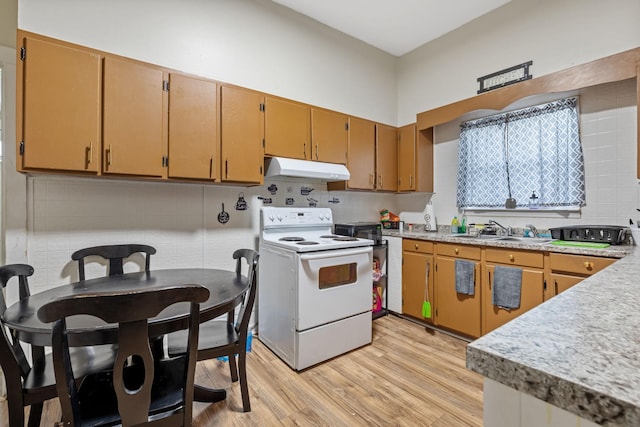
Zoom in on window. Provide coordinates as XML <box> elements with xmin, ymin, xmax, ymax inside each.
<box><xmin>456</xmin><ymin>97</ymin><xmax>585</xmax><ymax>210</ymax></box>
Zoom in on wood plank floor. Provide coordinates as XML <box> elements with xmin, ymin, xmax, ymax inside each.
<box><xmin>0</xmin><ymin>315</ymin><xmax>483</xmax><ymax>426</ymax></box>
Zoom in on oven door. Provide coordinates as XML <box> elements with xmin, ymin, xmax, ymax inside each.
<box><xmin>296</xmin><ymin>246</ymin><xmax>372</xmax><ymax>331</ymax></box>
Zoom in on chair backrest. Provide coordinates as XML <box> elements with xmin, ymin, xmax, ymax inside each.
<box><xmin>37</xmin><ymin>284</ymin><xmax>209</xmax><ymax>427</ymax></box>
<box><xmin>71</xmin><ymin>244</ymin><xmax>157</xmax><ymax>280</ymax></box>
<box><xmin>232</xmin><ymin>249</ymin><xmax>259</xmax><ymax>338</ymax></box>
<box><xmin>0</xmin><ymin>264</ymin><xmax>35</xmax><ymax>382</ymax></box>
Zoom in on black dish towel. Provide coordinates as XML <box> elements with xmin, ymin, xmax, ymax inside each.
<box><xmin>455</xmin><ymin>259</ymin><xmax>475</xmax><ymax>295</ymax></box>
<box><xmin>492</xmin><ymin>265</ymin><xmax>522</xmax><ymax>310</ymax></box>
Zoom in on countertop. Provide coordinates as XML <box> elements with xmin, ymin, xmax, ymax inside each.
<box><xmin>384</xmin><ymin>230</ymin><xmax>638</xmax><ymax>425</ymax></box>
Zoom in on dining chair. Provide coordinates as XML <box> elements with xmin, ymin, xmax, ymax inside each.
<box><xmin>71</xmin><ymin>244</ymin><xmax>157</xmax><ymax>280</ymax></box>
<box><xmin>37</xmin><ymin>284</ymin><xmax>210</xmax><ymax>427</ymax></box>
<box><xmin>0</xmin><ymin>264</ymin><xmax>115</xmax><ymax>427</ymax></box>
<box><xmin>167</xmin><ymin>249</ymin><xmax>259</xmax><ymax>412</ymax></box>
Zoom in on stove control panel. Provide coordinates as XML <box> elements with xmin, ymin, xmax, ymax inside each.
<box><xmin>262</xmin><ymin>207</ymin><xmax>333</xmax><ymax>227</ymax></box>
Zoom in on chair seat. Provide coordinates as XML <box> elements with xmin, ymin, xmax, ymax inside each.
<box><xmin>23</xmin><ymin>344</ymin><xmax>117</xmax><ymax>402</ymax></box>
<box><xmin>72</xmin><ymin>356</ymin><xmax>188</xmax><ymax>427</ymax></box>
<box><xmin>167</xmin><ymin>321</ymin><xmax>239</xmax><ymax>360</ymax></box>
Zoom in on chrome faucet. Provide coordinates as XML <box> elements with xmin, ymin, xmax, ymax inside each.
<box><xmin>525</xmin><ymin>224</ymin><xmax>539</xmax><ymax>237</ymax></box>
<box><xmin>488</xmin><ymin>220</ymin><xmax>513</xmax><ymax>236</ymax></box>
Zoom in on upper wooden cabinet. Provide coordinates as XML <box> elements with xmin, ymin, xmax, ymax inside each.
<box><xmin>310</xmin><ymin>109</ymin><xmax>347</xmax><ymax>164</ymax></box>
<box><xmin>103</xmin><ymin>57</ymin><xmax>167</xmax><ymax>177</ymax></box>
<box><xmin>398</xmin><ymin>124</ymin><xmax>433</xmax><ymax>193</ymax></box>
<box><xmin>398</xmin><ymin>124</ymin><xmax>416</xmax><ymax>191</ymax></box>
<box><xmin>17</xmin><ymin>35</ymin><xmax>102</xmax><ymax>173</ymax></box>
<box><xmin>264</xmin><ymin>96</ymin><xmax>310</xmax><ymax>160</ymax></box>
<box><xmin>375</xmin><ymin>124</ymin><xmax>398</xmax><ymax>192</ymax></box>
<box><xmin>328</xmin><ymin>117</ymin><xmax>376</xmax><ymax>191</ymax></box>
<box><xmin>167</xmin><ymin>73</ymin><xmax>218</xmax><ymax>181</ymax></box>
<box><xmin>220</xmin><ymin>85</ymin><xmax>264</xmax><ymax>184</ymax></box>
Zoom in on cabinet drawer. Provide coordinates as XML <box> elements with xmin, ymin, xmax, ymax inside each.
<box><xmin>485</xmin><ymin>248</ymin><xmax>543</xmax><ymax>268</ymax></box>
<box><xmin>436</xmin><ymin>243</ymin><xmax>480</xmax><ymax>260</ymax></box>
<box><xmin>402</xmin><ymin>239</ymin><xmax>433</xmax><ymax>254</ymax></box>
<box><xmin>549</xmin><ymin>253</ymin><xmax>616</xmax><ymax>276</ymax></box>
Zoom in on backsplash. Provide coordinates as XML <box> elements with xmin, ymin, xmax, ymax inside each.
<box><xmin>26</xmin><ymin>175</ymin><xmax>397</xmax><ymax>293</ymax></box>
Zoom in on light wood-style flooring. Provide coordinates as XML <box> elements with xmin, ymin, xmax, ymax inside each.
<box><xmin>1</xmin><ymin>315</ymin><xmax>483</xmax><ymax>426</ymax></box>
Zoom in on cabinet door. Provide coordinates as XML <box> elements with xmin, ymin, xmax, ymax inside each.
<box><xmin>220</xmin><ymin>86</ymin><xmax>264</xmax><ymax>184</ymax></box>
<box><xmin>550</xmin><ymin>273</ymin><xmax>583</xmax><ymax>296</ymax></box>
<box><xmin>376</xmin><ymin>124</ymin><xmax>398</xmax><ymax>191</ymax></box>
<box><xmin>19</xmin><ymin>36</ymin><xmax>101</xmax><ymax>172</ymax></box>
<box><xmin>398</xmin><ymin>124</ymin><xmax>416</xmax><ymax>191</ymax></box>
<box><xmin>311</xmin><ymin>109</ymin><xmax>347</xmax><ymax>164</ymax></box>
<box><xmin>434</xmin><ymin>256</ymin><xmax>481</xmax><ymax>338</ymax></box>
<box><xmin>103</xmin><ymin>57</ymin><xmax>166</xmax><ymax>177</ymax></box>
<box><xmin>264</xmin><ymin>96</ymin><xmax>309</xmax><ymax>160</ymax></box>
<box><xmin>168</xmin><ymin>74</ymin><xmax>218</xmax><ymax>180</ymax></box>
<box><xmin>484</xmin><ymin>264</ymin><xmax>545</xmax><ymax>334</ymax></box>
<box><xmin>346</xmin><ymin>117</ymin><xmax>376</xmax><ymax>190</ymax></box>
<box><xmin>402</xmin><ymin>251</ymin><xmax>434</xmax><ymax>323</ymax></box>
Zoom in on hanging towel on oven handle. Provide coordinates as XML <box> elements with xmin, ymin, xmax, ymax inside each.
<box><xmin>455</xmin><ymin>259</ymin><xmax>475</xmax><ymax>295</ymax></box>
<box><xmin>492</xmin><ymin>265</ymin><xmax>522</xmax><ymax>310</ymax></box>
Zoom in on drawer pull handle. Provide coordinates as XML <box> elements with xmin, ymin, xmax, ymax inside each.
<box><xmin>509</xmin><ymin>254</ymin><xmax>515</xmax><ymax>261</ymax></box>
<box><xmin>415</xmin><ymin>244</ymin><xmax>419</xmax><ymax>250</ymax></box>
<box><xmin>584</xmin><ymin>261</ymin><xmax>594</xmax><ymax>269</ymax></box>
<box><xmin>454</xmin><ymin>248</ymin><xmax>459</xmax><ymax>254</ymax></box>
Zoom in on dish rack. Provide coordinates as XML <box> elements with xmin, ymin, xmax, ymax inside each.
<box><xmin>549</xmin><ymin>225</ymin><xmax>627</xmax><ymax>245</ymax></box>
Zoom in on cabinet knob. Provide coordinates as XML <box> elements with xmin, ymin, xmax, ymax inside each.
<box><xmin>454</xmin><ymin>248</ymin><xmax>459</xmax><ymax>254</ymax></box>
<box><xmin>584</xmin><ymin>261</ymin><xmax>593</xmax><ymax>269</ymax></box>
<box><xmin>509</xmin><ymin>254</ymin><xmax>515</xmax><ymax>262</ymax></box>
<box><xmin>414</xmin><ymin>244</ymin><xmax>419</xmax><ymax>250</ymax></box>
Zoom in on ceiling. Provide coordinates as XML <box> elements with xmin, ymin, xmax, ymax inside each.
<box><xmin>272</xmin><ymin>0</ymin><xmax>512</xmax><ymax>56</ymax></box>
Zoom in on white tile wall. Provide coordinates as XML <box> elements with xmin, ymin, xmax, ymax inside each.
<box><xmin>24</xmin><ymin>175</ymin><xmax>399</xmax><ymax>294</ymax></box>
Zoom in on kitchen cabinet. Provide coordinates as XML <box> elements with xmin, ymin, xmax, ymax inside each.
<box><xmin>310</xmin><ymin>108</ymin><xmax>347</xmax><ymax>164</ymax></box>
<box><xmin>220</xmin><ymin>85</ymin><xmax>264</xmax><ymax>184</ymax></box>
<box><xmin>17</xmin><ymin>34</ymin><xmax>102</xmax><ymax>173</ymax></box>
<box><xmin>375</xmin><ymin>124</ymin><xmax>398</xmax><ymax>191</ymax></box>
<box><xmin>398</xmin><ymin>125</ymin><xmax>434</xmax><ymax>192</ymax></box>
<box><xmin>167</xmin><ymin>73</ymin><xmax>219</xmax><ymax>181</ymax></box>
<box><xmin>327</xmin><ymin>116</ymin><xmax>376</xmax><ymax>191</ymax></box>
<box><xmin>483</xmin><ymin>247</ymin><xmax>545</xmax><ymax>334</ymax></box>
<box><xmin>264</xmin><ymin>96</ymin><xmax>310</xmax><ymax>160</ymax></box>
<box><xmin>103</xmin><ymin>56</ymin><xmax>167</xmax><ymax>177</ymax></box>
<box><xmin>434</xmin><ymin>243</ymin><xmax>482</xmax><ymax>338</ymax></box>
<box><xmin>397</xmin><ymin>124</ymin><xmax>416</xmax><ymax>191</ymax></box>
<box><xmin>402</xmin><ymin>239</ymin><xmax>434</xmax><ymax>323</ymax></box>
<box><xmin>548</xmin><ymin>253</ymin><xmax>616</xmax><ymax>296</ymax></box>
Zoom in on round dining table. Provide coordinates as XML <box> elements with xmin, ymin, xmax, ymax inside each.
<box><xmin>1</xmin><ymin>268</ymin><xmax>249</xmax><ymax>403</ymax></box>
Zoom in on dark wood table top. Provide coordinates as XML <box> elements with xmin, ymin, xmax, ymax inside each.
<box><xmin>2</xmin><ymin>268</ymin><xmax>249</xmax><ymax>347</ymax></box>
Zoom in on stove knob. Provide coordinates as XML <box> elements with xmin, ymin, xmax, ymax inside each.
<box><xmin>268</xmin><ymin>214</ymin><xmax>275</xmax><ymax>222</ymax></box>
<box><xmin>277</xmin><ymin>215</ymin><xmax>283</xmax><ymax>222</ymax></box>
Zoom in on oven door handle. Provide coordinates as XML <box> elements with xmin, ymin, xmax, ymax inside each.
<box><xmin>299</xmin><ymin>247</ymin><xmax>372</xmax><ymax>261</ymax></box>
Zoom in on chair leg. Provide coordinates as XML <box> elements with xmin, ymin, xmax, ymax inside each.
<box><xmin>27</xmin><ymin>402</ymin><xmax>44</xmax><ymax>427</ymax></box>
<box><xmin>228</xmin><ymin>353</ymin><xmax>239</xmax><ymax>382</ymax></box>
<box><xmin>237</xmin><ymin>350</ymin><xmax>251</xmax><ymax>412</ymax></box>
<box><xmin>7</xmin><ymin>394</ymin><xmax>26</xmax><ymax>427</ymax></box>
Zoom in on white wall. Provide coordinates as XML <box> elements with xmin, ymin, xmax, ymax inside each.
<box><xmin>18</xmin><ymin>0</ymin><xmax>398</xmax><ymax>125</ymax></box>
<box><xmin>398</xmin><ymin>0</ymin><xmax>640</xmax><ymax>125</ymax></box>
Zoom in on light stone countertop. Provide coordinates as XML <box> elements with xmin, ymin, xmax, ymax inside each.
<box><xmin>383</xmin><ymin>230</ymin><xmax>638</xmax><ymax>425</ymax></box>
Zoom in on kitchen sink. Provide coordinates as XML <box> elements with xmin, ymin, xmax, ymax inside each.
<box><xmin>491</xmin><ymin>236</ymin><xmax>554</xmax><ymax>245</ymax></box>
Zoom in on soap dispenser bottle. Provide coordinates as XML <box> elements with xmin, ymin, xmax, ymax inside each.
<box><xmin>451</xmin><ymin>216</ymin><xmax>459</xmax><ymax>234</ymax></box>
<box><xmin>529</xmin><ymin>191</ymin><xmax>539</xmax><ymax>209</ymax></box>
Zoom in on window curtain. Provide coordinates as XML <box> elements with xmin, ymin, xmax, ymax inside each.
<box><xmin>456</xmin><ymin>97</ymin><xmax>585</xmax><ymax>209</ymax></box>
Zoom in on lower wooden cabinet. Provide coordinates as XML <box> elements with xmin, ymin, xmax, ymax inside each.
<box><xmin>434</xmin><ymin>243</ymin><xmax>482</xmax><ymax>338</ymax></box>
<box><xmin>402</xmin><ymin>240</ymin><xmax>434</xmax><ymax>323</ymax></box>
<box><xmin>548</xmin><ymin>253</ymin><xmax>616</xmax><ymax>296</ymax></box>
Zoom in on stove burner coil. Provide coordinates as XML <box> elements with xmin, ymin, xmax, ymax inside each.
<box><xmin>333</xmin><ymin>236</ymin><xmax>358</xmax><ymax>241</ymax></box>
<box><xmin>279</xmin><ymin>237</ymin><xmax>305</xmax><ymax>242</ymax></box>
<box><xmin>296</xmin><ymin>241</ymin><xmax>319</xmax><ymax>245</ymax></box>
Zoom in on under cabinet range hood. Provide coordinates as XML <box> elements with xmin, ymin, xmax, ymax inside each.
<box><xmin>265</xmin><ymin>157</ymin><xmax>350</xmax><ymax>181</ymax></box>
